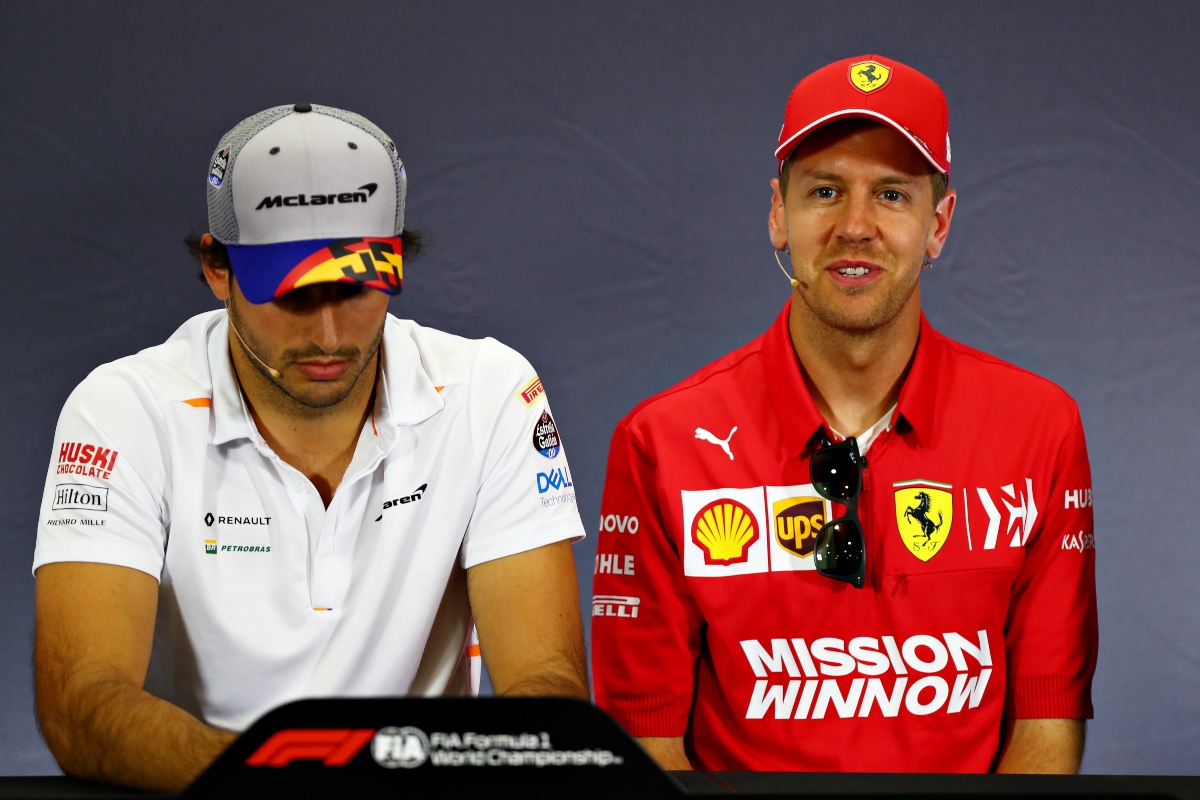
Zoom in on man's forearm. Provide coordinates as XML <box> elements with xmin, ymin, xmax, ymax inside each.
<box><xmin>40</xmin><ymin>665</ymin><xmax>235</xmax><ymax>793</ymax></box>
<box><xmin>996</xmin><ymin>718</ymin><xmax>1085</xmax><ymax>774</ymax></box>
<box><xmin>491</xmin><ymin>655</ymin><xmax>589</xmax><ymax>701</ymax></box>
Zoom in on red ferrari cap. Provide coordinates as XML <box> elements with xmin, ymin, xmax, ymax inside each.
<box><xmin>776</xmin><ymin>55</ymin><xmax>950</xmax><ymax>177</ymax></box>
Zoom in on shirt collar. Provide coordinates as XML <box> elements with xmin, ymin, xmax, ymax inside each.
<box><xmin>209</xmin><ymin>314</ymin><xmax>444</xmax><ymax>449</ymax></box>
<box><xmin>762</xmin><ymin>300</ymin><xmax>944</xmax><ymax>457</ymax></box>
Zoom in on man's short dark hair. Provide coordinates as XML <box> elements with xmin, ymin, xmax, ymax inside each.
<box><xmin>777</xmin><ymin>141</ymin><xmax>949</xmax><ymax>210</ymax></box>
<box><xmin>185</xmin><ymin>230</ymin><xmax>425</xmax><ymax>283</ymax></box>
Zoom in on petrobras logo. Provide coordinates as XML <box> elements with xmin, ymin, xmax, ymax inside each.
<box><xmin>739</xmin><ymin>630</ymin><xmax>993</xmax><ymax>721</ymax></box>
<box><xmin>592</xmin><ymin>595</ymin><xmax>640</xmax><ymax>619</ymax></box>
<box><xmin>598</xmin><ymin>514</ymin><xmax>639</xmax><ymax>534</ymax></box>
<box><xmin>56</xmin><ymin>442</ymin><xmax>119</xmax><ymax>480</ymax></box>
<box><xmin>52</xmin><ymin>483</ymin><xmax>108</xmax><ymax>511</ymax></box>
<box><xmin>274</xmin><ymin>237</ymin><xmax>403</xmax><ymax>299</ymax></box>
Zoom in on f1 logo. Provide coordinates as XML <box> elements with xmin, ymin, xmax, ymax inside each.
<box><xmin>245</xmin><ymin>729</ymin><xmax>376</xmax><ymax>767</ymax></box>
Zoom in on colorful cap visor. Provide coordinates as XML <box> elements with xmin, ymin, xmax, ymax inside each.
<box><xmin>227</xmin><ymin>236</ymin><xmax>403</xmax><ymax>304</ymax></box>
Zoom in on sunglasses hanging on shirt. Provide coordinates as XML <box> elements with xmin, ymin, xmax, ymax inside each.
<box><xmin>809</xmin><ymin>436</ymin><xmax>866</xmax><ymax>589</ymax></box>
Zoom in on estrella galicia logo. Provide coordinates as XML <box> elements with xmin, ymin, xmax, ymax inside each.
<box><xmin>209</xmin><ymin>146</ymin><xmax>230</xmax><ymax>188</ymax></box>
<box><xmin>532</xmin><ymin>411</ymin><xmax>561</xmax><ymax>459</ymax></box>
<box><xmin>537</xmin><ymin>467</ymin><xmax>573</xmax><ymax>494</ymax></box>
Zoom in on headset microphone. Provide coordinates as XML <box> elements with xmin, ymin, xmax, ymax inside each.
<box><xmin>225</xmin><ymin>303</ymin><xmax>282</xmax><ymax>379</ymax></box>
<box><xmin>775</xmin><ymin>248</ymin><xmax>800</xmax><ymax>288</ymax></box>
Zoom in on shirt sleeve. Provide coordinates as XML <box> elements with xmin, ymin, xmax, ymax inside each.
<box><xmin>1004</xmin><ymin>404</ymin><xmax>1098</xmax><ymax>719</ymax></box>
<box><xmin>33</xmin><ymin>371</ymin><xmax>169</xmax><ymax>581</ymax></box>
<box><xmin>591</xmin><ymin>419</ymin><xmax>704</xmax><ymax>738</ymax></box>
<box><xmin>460</xmin><ymin>340</ymin><xmax>586</xmax><ymax>569</ymax></box>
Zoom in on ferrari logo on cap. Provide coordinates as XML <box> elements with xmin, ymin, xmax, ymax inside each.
<box><xmin>894</xmin><ymin>479</ymin><xmax>953</xmax><ymax>562</ymax></box>
<box><xmin>849</xmin><ymin>60</ymin><xmax>892</xmax><ymax>93</ymax></box>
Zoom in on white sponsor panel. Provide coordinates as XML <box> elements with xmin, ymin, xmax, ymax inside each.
<box><xmin>681</xmin><ymin>487</ymin><xmax>769</xmax><ymax>577</ymax></box>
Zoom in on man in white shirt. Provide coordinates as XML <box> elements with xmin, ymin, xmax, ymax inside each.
<box><xmin>33</xmin><ymin>103</ymin><xmax>589</xmax><ymax>792</ymax></box>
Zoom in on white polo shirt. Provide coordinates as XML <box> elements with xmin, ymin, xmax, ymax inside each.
<box><xmin>34</xmin><ymin>310</ymin><xmax>585</xmax><ymax>731</ymax></box>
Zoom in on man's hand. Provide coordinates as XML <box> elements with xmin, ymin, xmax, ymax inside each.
<box><xmin>997</xmin><ymin>718</ymin><xmax>1086</xmax><ymax>773</ymax></box>
<box><xmin>467</xmin><ymin>540</ymin><xmax>589</xmax><ymax>699</ymax></box>
<box><xmin>35</xmin><ymin>563</ymin><xmax>237</xmax><ymax>792</ymax></box>
<box><xmin>636</xmin><ymin>737</ymin><xmax>691</xmax><ymax>770</ymax></box>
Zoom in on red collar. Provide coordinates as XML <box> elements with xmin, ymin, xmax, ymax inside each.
<box><xmin>762</xmin><ymin>299</ymin><xmax>944</xmax><ymax>457</ymax></box>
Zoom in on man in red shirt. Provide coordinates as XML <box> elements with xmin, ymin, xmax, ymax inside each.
<box><xmin>591</xmin><ymin>55</ymin><xmax>1097</xmax><ymax>773</ymax></box>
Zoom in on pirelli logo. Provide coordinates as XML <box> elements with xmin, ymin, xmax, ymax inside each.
<box><xmin>516</xmin><ymin>376</ymin><xmax>545</xmax><ymax>408</ymax></box>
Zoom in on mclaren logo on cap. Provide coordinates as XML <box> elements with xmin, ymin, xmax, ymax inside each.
<box><xmin>849</xmin><ymin>60</ymin><xmax>892</xmax><ymax>94</ymax></box>
<box><xmin>276</xmin><ymin>237</ymin><xmax>403</xmax><ymax>298</ymax></box>
<box><xmin>256</xmin><ymin>183</ymin><xmax>378</xmax><ymax>210</ymax></box>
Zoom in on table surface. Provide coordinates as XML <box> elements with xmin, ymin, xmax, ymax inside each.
<box><xmin>2</xmin><ymin>774</ymin><xmax>1198</xmax><ymax>800</ymax></box>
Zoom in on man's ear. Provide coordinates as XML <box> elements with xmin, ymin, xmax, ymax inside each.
<box><xmin>768</xmin><ymin>177</ymin><xmax>790</xmax><ymax>251</ymax></box>
<box><xmin>926</xmin><ymin>189</ymin><xmax>957</xmax><ymax>260</ymax></box>
<box><xmin>199</xmin><ymin>233</ymin><xmax>232</xmax><ymax>302</ymax></box>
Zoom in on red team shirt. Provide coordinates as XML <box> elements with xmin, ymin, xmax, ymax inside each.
<box><xmin>591</xmin><ymin>302</ymin><xmax>1098</xmax><ymax>772</ymax></box>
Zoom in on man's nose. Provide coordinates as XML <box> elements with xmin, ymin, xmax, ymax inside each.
<box><xmin>834</xmin><ymin>189</ymin><xmax>876</xmax><ymax>244</ymax></box>
<box><xmin>311</xmin><ymin>303</ymin><xmax>343</xmax><ymax>353</ymax></box>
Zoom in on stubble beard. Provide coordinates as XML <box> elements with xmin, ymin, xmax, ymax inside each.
<box><xmin>229</xmin><ymin>300</ymin><xmax>385</xmax><ymax>414</ymax></box>
<box><xmin>798</xmin><ymin>252</ymin><xmax>923</xmax><ymax>337</ymax></box>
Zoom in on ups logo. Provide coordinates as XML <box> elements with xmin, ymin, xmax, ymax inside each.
<box><xmin>773</xmin><ymin>497</ymin><xmax>824</xmax><ymax>558</ymax></box>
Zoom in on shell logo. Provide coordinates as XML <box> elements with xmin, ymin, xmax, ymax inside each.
<box><xmin>691</xmin><ymin>499</ymin><xmax>759</xmax><ymax>565</ymax></box>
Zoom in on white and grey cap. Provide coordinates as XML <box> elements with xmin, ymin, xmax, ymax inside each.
<box><xmin>205</xmin><ymin>102</ymin><xmax>408</xmax><ymax>303</ymax></box>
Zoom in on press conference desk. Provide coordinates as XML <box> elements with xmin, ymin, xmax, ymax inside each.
<box><xmin>3</xmin><ymin>773</ymin><xmax>1199</xmax><ymax>799</ymax></box>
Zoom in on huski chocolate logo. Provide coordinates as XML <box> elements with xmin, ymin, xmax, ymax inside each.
<box><xmin>533</xmin><ymin>411</ymin><xmax>561</xmax><ymax>459</ymax></box>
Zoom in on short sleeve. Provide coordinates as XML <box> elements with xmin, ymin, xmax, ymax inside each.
<box><xmin>1004</xmin><ymin>405</ymin><xmax>1098</xmax><ymax>719</ymax></box>
<box><xmin>459</xmin><ymin>341</ymin><xmax>586</xmax><ymax>569</ymax></box>
<box><xmin>33</xmin><ymin>372</ymin><xmax>169</xmax><ymax>581</ymax></box>
<box><xmin>591</xmin><ymin>419</ymin><xmax>704</xmax><ymax>738</ymax></box>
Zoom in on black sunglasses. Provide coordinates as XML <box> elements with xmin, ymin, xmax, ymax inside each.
<box><xmin>809</xmin><ymin>436</ymin><xmax>866</xmax><ymax>589</ymax></box>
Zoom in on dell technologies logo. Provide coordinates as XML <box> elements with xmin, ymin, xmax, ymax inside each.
<box><xmin>256</xmin><ymin>183</ymin><xmax>378</xmax><ymax>210</ymax></box>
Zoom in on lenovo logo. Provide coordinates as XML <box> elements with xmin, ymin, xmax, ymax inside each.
<box><xmin>245</xmin><ymin>729</ymin><xmax>375</xmax><ymax>767</ymax></box>
<box><xmin>256</xmin><ymin>183</ymin><xmax>378</xmax><ymax>210</ymax></box>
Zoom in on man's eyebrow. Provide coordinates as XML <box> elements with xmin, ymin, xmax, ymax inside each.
<box><xmin>799</xmin><ymin>170</ymin><xmax>921</xmax><ymax>185</ymax></box>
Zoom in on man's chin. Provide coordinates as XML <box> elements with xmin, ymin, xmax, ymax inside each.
<box><xmin>278</xmin><ymin>377</ymin><xmax>361</xmax><ymax>409</ymax></box>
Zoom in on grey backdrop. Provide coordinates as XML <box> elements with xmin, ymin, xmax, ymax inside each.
<box><xmin>2</xmin><ymin>0</ymin><xmax>1197</xmax><ymax>776</ymax></box>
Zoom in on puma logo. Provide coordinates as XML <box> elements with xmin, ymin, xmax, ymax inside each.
<box><xmin>695</xmin><ymin>426</ymin><xmax>737</xmax><ymax>461</ymax></box>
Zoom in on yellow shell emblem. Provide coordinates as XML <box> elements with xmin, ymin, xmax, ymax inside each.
<box><xmin>692</xmin><ymin>499</ymin><xmax>759</xmax><ymax>565</ymax></box>
<box><xmin>894</xmin><ymin>481</ymin><xmax>953</xmax><ymax>562</ymax></box>
<box><xmin>849</xmin><ymin>60</ymin><xmax>892</xmax><ymax>94</ymax></box>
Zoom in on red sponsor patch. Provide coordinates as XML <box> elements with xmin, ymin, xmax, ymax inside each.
<box><xmin>56</xmin><ymin>442</ymin><xmax>119</xmax><ymax>480</ymax></box>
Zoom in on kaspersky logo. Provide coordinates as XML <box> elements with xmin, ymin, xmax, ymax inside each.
<box><xmin>255</xmin><ymin>183</ymin><xmax>378</xmax><ymax>210</ymax></box>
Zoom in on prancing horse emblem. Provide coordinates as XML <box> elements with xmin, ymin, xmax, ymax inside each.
<box><xmin>904</xmin><ymin>491</ymin><xmax>944</xmax><ymax>541</ymax></box>
<box><xmin>893</xmin><ymin>481</ymin><xmax>953</xmax><ymax>562</ymax></box>
<box><xmin>848</xmin><ymin>60</ymin><xmax>892</xmax><ymax>94</ymax></box>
